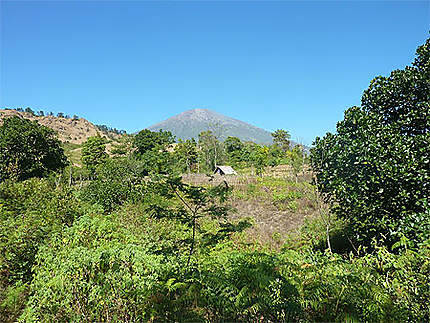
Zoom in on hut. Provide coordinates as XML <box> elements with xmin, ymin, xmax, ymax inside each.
<box><xmin>214</xmin><ymin>165</ymin><xmax>237</xmax><ymax>175</ymax></box>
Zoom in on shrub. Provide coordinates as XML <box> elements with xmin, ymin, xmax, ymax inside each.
<box><xmin>80</xmin><ymin>158</ymin><xmax>146</xmax><ymax>212</ymax></box>
<box><xmin>0</xmin><ymin>178</ymin><xmax>81</xmax><ymax>321</ymax></box>
<box><xmin>20</xmin><ymin>214</ymin><xmax>177</xmax><ymax>322</ymax></box>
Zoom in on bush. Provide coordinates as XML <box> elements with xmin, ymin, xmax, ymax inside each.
<box><xmin>80</xmin><ymin>158</ymin><xmax>146</xmax><ymax>212</ymax></box>
<box><xmin>0</xmin><ymin>178</ymin><xmax>81</xmax><ymax>321</ymax></box>
<box><xmin>20</xmin><ymin>214</ymin><xmax>177</xmax><ymax>322</ymax></box>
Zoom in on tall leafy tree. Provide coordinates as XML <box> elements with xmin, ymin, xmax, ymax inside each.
<box><xmin>0</xmin><ymin>116</ymin><xmax>67</xmax><ymax>181</ymax></box>
<box><xmin>311</xmin><ymin>38</ymin><xmax>430</xmax><ymax>247</ymax></box>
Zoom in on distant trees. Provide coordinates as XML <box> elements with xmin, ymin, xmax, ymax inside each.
<box><xmin>24</xmin><ymin>107</ymin><xmax>35</xmax><ymax>115</ymax></box>
<box><xmin>0</xmin><ymin>116</ymin><xmax>67</xmax><ymax>181</ymax></box>
<box><xmin>96</xmin><ymin>124</ymin><xmax>126</xmax><ymax>135</ymax></box>
<box><xmin>311</xmin><ymin>38</ymin><xmax>430</xmax><ymax>247</ymax></box>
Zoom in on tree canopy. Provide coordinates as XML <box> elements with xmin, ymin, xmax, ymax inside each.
<box><xmin>310</xmin><ymin>38</ymin><xmax>430</xmax><ymax>247</ymax></box>
<box><xmin>81</xmin><ymin>136</ymin><xmax>108</xmax><ymax>174</ymax></box>
<box><xmin>133</xmin><ymin>129</ymin><xmax>174</xmax><ymax>156</ymax></box>
<box><xmin>0</xmin><ymin>116</ymin><xmax>67</xmax><ymax>182</ymax></box>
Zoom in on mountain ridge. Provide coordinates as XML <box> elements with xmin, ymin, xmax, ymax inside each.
<box><xmin>148</xmin><ymin>108</ymin><xmax>274</xmax><ymax>144</ymax></box>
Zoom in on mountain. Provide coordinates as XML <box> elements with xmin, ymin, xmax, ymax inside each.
<box><xmin>0</xmin><ymin>109</ymin><xmax>122</xmax><ymax>144</ymax></box>
<box><xmin>148</xmin><ymin>108</ymin><xmax>274</xmax><ymax>144</ymax></box>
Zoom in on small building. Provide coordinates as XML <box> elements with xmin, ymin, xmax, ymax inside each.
<box><xmin>214</xmin><ymin>165</ymin><xmax>237</xmax><ymax>175</ymax></box>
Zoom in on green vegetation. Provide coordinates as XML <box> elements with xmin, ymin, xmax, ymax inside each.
<box><xmin>0</xmin><ymin>116</ymin><xmax>67</xmax><ymax>181</ymax></box>
<box><xmin>311</xmin><ymin>38</ymin><xmax>430</xmax><ymax>248</ymax></box>
<box><xmin>81</xmin><ymin>136</ymin><xmax>108</xmax><ymax>175</ymax></box>
<box><xmin>0</xmin><ymin>39</ymin><xmax>429</xmax><ymax>322</ymax></box>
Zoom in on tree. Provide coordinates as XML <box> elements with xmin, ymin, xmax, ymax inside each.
<box><xmin>288</xmin><ymin>145</ymin><xmax>305</xmax><ymax>183</ymax></box>
<box><xmin>224</xmin><ymin>136</ymin><xmax>244</xmax><ymax>165</ymax></box>
<box><xmin>250</xmin><ymin>145</ymin><xmax>269</xmax><ymax>176</ymax></box>
<box><xmin>133</xmin><ymin>129</ymin><xmax>174</xmax><ymax>156</ymax></box>
<box><xmin>24</xmin><ymin>107</ymin><xmax>35</xmax><ymax>115</ymax></box>
<box><xmin>0</xmin><ymin>116</ymin><xmax>68</xmax><ymax>181</ymax></box>
<box><xmin>174</xmin><ymin>139</ymin><xmax>198</xmax><ymax>173</ymax></box>
<box><xmin>310</xmin><ymin>38</ymin><xmax>430</xmax><ymax>247</ymax></box>
<box><xmin>132</xmin><ymin>129</ymin><xmax>176</xmax><ymax>176</ymax></box>
<box><xmin>198</xmin><ymin>130</ymin><xmax>225</xmax><ymax>172</ymax></box>
<box><xmin>271</xmin><ymin>129</ymin><xmax>291</xmax><ymax>152</ymax></box>
<box><xmin>81</xmin><ymin>136</ymin><xmax>108</xmax><ymax>174</ymax></box>
<box><xmin>111</xmin><ymin>135</ymin><xmax>133</xmax><ymax>157</ymax></box>
<box><xmin>37</xmin><ymin>111</ymin><xmax>44</xmax><ymax>117</ymax></box>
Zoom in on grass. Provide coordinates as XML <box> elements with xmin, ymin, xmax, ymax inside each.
<box><xmin>183</xmin><ymin>165</ymin><xmax>326</xmax><ymax>250</ymax></box>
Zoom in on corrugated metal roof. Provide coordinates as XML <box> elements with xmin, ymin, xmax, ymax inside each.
<box><xmin>214</xmin><ymin>165</ymin><xmax>237</xmax><ymax>175</ymax></box>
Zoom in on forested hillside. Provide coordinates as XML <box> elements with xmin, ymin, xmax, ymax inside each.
<box><xmin>0</xmin><ymin>39</ymin><xmax>429</xmax><ymax>322</ymax></box>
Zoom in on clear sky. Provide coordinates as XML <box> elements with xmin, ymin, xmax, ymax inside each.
<box><xmin>1</xmin><ymin>1</ymin><xmax>429</xmax><ymax>145</ymax></box>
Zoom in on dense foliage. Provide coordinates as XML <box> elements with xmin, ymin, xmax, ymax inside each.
<box><xmin>81</xmin><ymin>136</ymin><xmax>108</xmax><ymax>175</ymax></box>
<box><xmin>311</xmin><ymin>38</ymin><xmax>430</xmax><ymax>247</ymax></box>
<box><xmin>1</xmin><ymin>39</ymin><xmax>429</xmax><ymax>323</ymax></box>
<box><xmin>0</xmin><ymin>117</ymin><xmax>67</xmax><ymax>182</ymax></box>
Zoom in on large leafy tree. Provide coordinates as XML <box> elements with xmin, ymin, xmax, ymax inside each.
<box><xmin>133</xmin><ymin>129</ymin><xmax>174</xmax><ymax>156</ymax></box>
<box><xmin>0</xmin><ymin>116</ymin><xmax>67</xmax><ymax>181</ymax></box>
<box><xmin>311</xmin><ymin>38</ymin><xmax>430</xmax><ymax>246</ymax></box>
<box><xmin>132</xmin><ymin>129</ymin><xmax>175</xmax><ymax>175</ymax></box>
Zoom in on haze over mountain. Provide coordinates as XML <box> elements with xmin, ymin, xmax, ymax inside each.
<box><xmin>148</xmin><ymin>109</ymin><xmax>274</xmax><ymax>144</ymax></box>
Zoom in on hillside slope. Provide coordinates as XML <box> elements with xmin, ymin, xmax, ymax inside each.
<box><xmin>148</xmin><ymin>108</ymin><xmax>274</xmax><ymax>144</ymax></box>
<box><xmin>0</xmin><ymin>109</ymin><xmax>120</xmax><ymax>144</ymax></box>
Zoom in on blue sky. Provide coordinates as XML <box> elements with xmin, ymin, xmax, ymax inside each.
<box><xmin>1</xmin><ymin>1</ymin><xmax>429</xmax><ymax>145</ymax></box>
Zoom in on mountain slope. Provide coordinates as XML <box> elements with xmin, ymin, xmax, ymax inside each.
<box><xmin>148</xmin><ymin>108</ymin><xmax>273</xmax><ymax>144</ymax></box>
<box><xmin>0</xmin><ymin>109</ymin><xmax>121</xmax><ymax>144</ymax></box>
